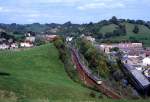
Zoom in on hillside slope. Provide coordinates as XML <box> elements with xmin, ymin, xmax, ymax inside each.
<box><xmin>98</xmin><ymin>22</ymin><xmax>150</xmax><ymax>46</ymax></box>
<box><xmin>0</xmin><ymin>44</ymin><xmax>98</xmax><ymax>102</ymax></box>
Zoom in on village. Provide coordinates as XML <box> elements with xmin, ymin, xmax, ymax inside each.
<box><xmin>0</xmin><ymin>32</ymin><xmax>58</xmax><ymax>50</ymax></box>
<box><xmin>96</xmin><ymin>41</ymin><xmax>150</xmax><ymax>94</ymax></box>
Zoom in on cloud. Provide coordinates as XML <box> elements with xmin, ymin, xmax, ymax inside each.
<box><xmin>0</xmin><ymin>7</ymin><xmax>2</xmax><ymax>10</ymax></box>
<box><xmin>0</xmin><ymin>0</ymin><xmax>150</xmax><ymax>24</ymax></box>
<box><xmin>38</xmin><ymin>0</ymin><xmax>80</xmax><ymax>3</ymax></box>
<box><xmin>27</xmin><ymin>14</ymin><xmax>40</xmax><ymax>18</ymax></box>
<box><xmin>77</xmin><ymin>2</ymin><xmax>125</xmax><ymax>10</ymax></box>
<box><xmin>0</xmin><ymin>6</ymin><xmax>12</xmax><ymax>13</ymax></box>
<box><xmin>27</xmin><ymin>18</ymin><xmax>36</xmax><ymax>22</ymax></box>
<box><xmin>18</xmin><ymin>0</ymin><xmax>82</xmax><ymax>5</ymax></box>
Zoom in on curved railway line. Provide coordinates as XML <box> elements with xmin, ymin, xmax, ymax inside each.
<box><xmin>71</xmin><ymin>48</ymin><xmax>122</xmax><ymax>99</ymax></box>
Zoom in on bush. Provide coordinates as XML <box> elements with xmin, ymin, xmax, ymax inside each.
<box><xmin>54</xmin><ymin>37</ymin><xmax>79</xmax><ymax>82</ymax></box>
<box><xmin>133</xmin><ymin>25</ymin><xmax>139</xmax><ymax>34</ymax></box>
<box><xmin>89</xmin><ymin>91</ymin><xmax>96</xmax><ymax>98</ymax></box>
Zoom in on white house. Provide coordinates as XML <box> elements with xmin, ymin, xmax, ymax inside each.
<box><xmin>10</xmin><ymin>43</ymin><xmax>18</xmax><ymax>49</ymax></box>
<box><xmin>25</xmin><ymin>37</ymin><xmax>35</xmax><ymax>42</ymax></box>
<box><xmin>0</xmin><ymin>44</ymin><xmax>9</xmax><ymax>50</ymax></box>
<box><xmin>99</xmin><ymin>44</ymin><xmax>116</xmax><ymax>53</ymax></box>
<box><xmin>45</xmin><ymin>35</ymin><xmax>58</xmax><ymax>41</ymax></box>
<box><xmin>20</xmin><ymin>42</ymin><xmax>33</xmax><ymax>48</ymax></box>
<box><xmin>80</xmin><ymin>34</ymin><xmax>85</xmax><ymax>38</ymax></box>
<box><xmin>66</xmin><ymin>37</ymin><xmax>73</xmax><ymax>42</ymax></box>
<box><xmin>84</xmin><ymin>36</ymin><xmax>95</xmax><ymax>44</ymax></box>
<box><xmin>143</xmin><ymin>57</ymin><xmax>150</xmax><ymax>66</ymax></box>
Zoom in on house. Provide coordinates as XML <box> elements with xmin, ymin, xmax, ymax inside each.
<box><xmin>66</xmin><ymin>37</ymin><xmax>73</xmax><ymax>42</ymax></box>
<box><xmin>25</xmin><ymin>32</ymin><xmax>35</xmax><ymax>37</ymax></box>
<box><xmin>143</xmin><ymin>57</ymin><xmax>150</xmax><ymax>66</ymax></box>
<box><xmin>0</xmin><ymin>38</ymin><xmax>6</xmax><ymax>43</ymax></box>
<box><xmin>99</xmin><ymin>43</ymin><xmax>143</xmax><ymax>54</ymax></box>
<box><xmin>123</xmin><ymin>64</ymin><xmax>150</xmax><ymax>94</ymax></box>
<box><xmin>84</xmin><ymin>36</ymin><xmax>95</xmax><ymax>43</ymax></box>
<box><xmin>118</xmin><ymin>43</ymin><xmax>143</xmax><ymax>49</ymax></box>
<box><xmin>99</xmin><ymin>44</ymin><xmax>116</xmax><ymax>53</ymax></box>
<box><xmin>45</xmin><ymin>35</ymin><xmax>58</xmax><ymax>41</ymax></box>
<box><xmin>24</xmin><ymin>32</ymin><xmax>36</xmax><ymax>43</ymax></box>
<box><xmin>20</xmin><ymin>42</ymin><xmax>33</xmax><ymax>48</ymax></box>
<box><xmin>0</xmin><ymin>43</ymin><xmax>9</xmax><ymax>50</ymax></box>
<box><xmin>25</xmin><ymin>37</ymin><xmax>35</xmax><ymax>42</ymax></box>
<box><xmin>80</xmin><ymin>34</ymin><xmax>85</xmax><ymax>38</ymax></box>
<box><xmin>10</xmin><ymin>43</ymin><xmax>18</xmax><ymax>49</ymax></box>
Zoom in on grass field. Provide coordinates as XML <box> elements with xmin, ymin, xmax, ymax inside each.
<box><xmin>0</xmin><ymin>44</ymin><xmax>101</xmax><ymax>102</ymax></box>
<box><xmin>99</xmin><ymin>24</ymin><xmax>118</xmax><ymax>34</ymax></box>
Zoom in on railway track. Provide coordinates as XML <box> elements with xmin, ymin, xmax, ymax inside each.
<box><xmin>71</xmin><ymin>48</ymin><xmax>122</xmax><ymax>99</ymax></box>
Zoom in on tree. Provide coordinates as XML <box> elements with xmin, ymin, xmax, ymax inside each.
<box><xmin>109</xmin><ymin>16</ymin><xmax>118</xmax><ymax>24</ymax></box>
<box><xmin>118</xmin><ymin>24</ymin><xmax>126</xmax><ymax>35</ymax></box>
<box><xmin>127</xmin><ymin>19</ymin><xmax>136</xmax><ymax>24</ymax></box>
<box><xmin>135</xmin><ymin>20</ymin><xmax>145</xmax><ymax>25</ymax></box>
<box><xmin>105</xmin><ymin>32</ymin><xmax>113</xmax><ymax>38</ymax></box>
<box><xmin>133</xmin><ymin>25</ymin><xmax>139</xmax><ymax>34</ymax></box>
<box><xmin>110</xmin><ymin>47</ymin><xmax>119</xmax><ymax>52</ymax></box>
<box><xmin>97</xmin><ymin>59</ymin><xmax>109</xmax><ymax>78</ymax></box>
<box><xmin>78</xmin><ymin>38</ymin><xmax>110</xmax><ymax>78</ymax></box>
<box><xmin>95</xmin><ymin>33</ymin><xmax>103</xmax><ymax>39</ymax></box>
<box><xmin>35</xmin><ymin>38</ymin><xmax>45</xmax><ymax>46</ymax></box>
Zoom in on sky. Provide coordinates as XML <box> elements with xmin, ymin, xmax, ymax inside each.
<box><xmin>0</xmin><ymin>0</ymin><xmax>150</xmax><ymax>24</ymax></box>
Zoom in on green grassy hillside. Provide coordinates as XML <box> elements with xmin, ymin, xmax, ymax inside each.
<box><xmin>99</xmin><ymin>24</ymin><xmax>118</xmax><ymax>34</ymax></box>
<box><xmin>0</xmin><ymin>44</ymin><xmax>100</xmax><ymax>102</ymax></box>
<box><xmin>99</xmin><ymin>23</ymin><xmax>150</xmax><ymax>46</ymax></box>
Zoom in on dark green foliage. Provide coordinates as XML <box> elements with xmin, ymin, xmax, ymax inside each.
<box><xmin>112</xmin><ymin>70</ymin><xmax>124</xmax><ymax>81</ymax></box>
<box><xmin>54</xmin><ymin>38</ymin><xmax>66</xmax><ymax>62</ymax></box>
<box><xmin>129</xmin><ymin>36</ymin><xmax>137</xmax><ymax>42</ymax></box>
<box><xmin>77</xmin><ymin>38</ymin><xmax>110</xmax><ymax>78</ymax></box>
<box><xmin>34</xmin><ymin>38</ymin><xmax>45</xmax><ymax>46</ymax></box>
<box><xmin>13</xmin><ymin>31</ymin><xmax>22</xmax><ymax>35</ymax></box>
<box><xmin>110</xmin><ymin>47</ymin><xmax>119</xmax><ymax>52</ymax></box>
<box><xmin>136</xmin><ymin>20</ymin><xmax>145</xmax><ymax>25</ymax></box>
<box><xmin>0</xmin><ymin>32</ymin><xmax>15</xmax><ymax>40</ymax></box>
<box><xmin>133</xmin><ymin>25</ymin><xmax>139</xmax><ymax>33</ymax></box>
<box><xmin>127</xmin><ymin>19</ymin><xmax>136</xmax><ymax>24</ymax></box>
<box><xmin>109</xmin><ymin>16</ymin><xmax>118</xmax><ymax>25</ymax></box>
<box><xmin>54</xmin><ymin>37</ymin><xmax>79</xmax><ymax>82</ymax></box>
<box><xmin>89</xmin><ymin>91</ymin><xmax>96</xmax><ymax>98</ymax></box>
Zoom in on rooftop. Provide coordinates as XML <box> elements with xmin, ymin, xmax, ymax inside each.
<box><xmin>124</xmin><ymin>64</ymin><xmax>150</xmax><ymax>87</ymax></box>
<box><xmin>131</xmin><ymin>69</ymin><xmax>150</xmax><ymax>87</ymax></box>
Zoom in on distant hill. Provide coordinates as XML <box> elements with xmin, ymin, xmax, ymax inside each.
<box><xmin>96</xmin><ymin>22</ymin><xmax>150</xmax><ymax>46</ymax></box>
<box><xmin>0</xmin><ymin>17</ymin><xmax>150</xmax><ymax>46</ymax></box>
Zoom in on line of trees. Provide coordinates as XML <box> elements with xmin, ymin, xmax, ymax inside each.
<box><xmin>53</xmin><ymin>37</ymin><xmax>79</xmax><ymax>82</ymax></box>
<box><xmin>77</xmin><ymin>38</ymin><xmax>110</xmax><ymax>78</ymax></box>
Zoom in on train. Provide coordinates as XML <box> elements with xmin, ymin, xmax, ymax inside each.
<box><xmin>72</xmin><ymin>48</ymin><xmax>103</xmax><ymax>85</ymax></box>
